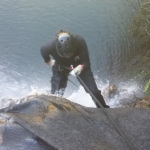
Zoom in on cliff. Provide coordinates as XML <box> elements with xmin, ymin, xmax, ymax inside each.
<box><xmin>0</xmin><ymin>95</ymin><xmax>150</xmax><ymax>150</ymax></box>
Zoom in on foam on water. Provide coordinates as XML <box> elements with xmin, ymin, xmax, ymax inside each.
<box><xmin>67</xmin><ymin>86</ymin><xmax>96</xmax><ymax>108</ymax></box>
<box><xmin>102</xmin><ymin>81</ymin><xmax>141</xmax><ymax>108</ymax></box>
<box><xmin>67</xmin><ymin>79</ymin><xmax>141</xmax><ymax>108</ymax></box>
<box><xmin>0</xmin><ymin>77</ymin><xmax>141</xmax><ymax>109</ymax></box>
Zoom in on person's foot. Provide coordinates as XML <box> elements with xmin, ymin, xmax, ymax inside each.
<box><xmin>105</xmin><ymin>105</ymin><xmax>110</xmax><ymax>108</ymax></box>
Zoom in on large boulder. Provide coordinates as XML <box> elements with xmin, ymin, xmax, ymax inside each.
<box><xmin>0</xmin><ymin>95</ymin><xmax>150</xmax><ymax>150</ymax></box>
<box><xmin>0</xmin><ymin>114</ymin><xmax>57</xmax><ymax>150</ymax></box>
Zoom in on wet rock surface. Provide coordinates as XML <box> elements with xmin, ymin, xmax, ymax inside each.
<box><xmin>0</xmin><ymin>95</ymin><xmax>150</xmax><ymax>150</ymax></box>
<box><xmin>123</xmin><ymin>97</ymin><xmax>150</xmax><ymax>109</ymax></box>
<box><xmin>0</xmin><ymin>114</ymin><xmax>56</xmax><ymax>150</ymax></box>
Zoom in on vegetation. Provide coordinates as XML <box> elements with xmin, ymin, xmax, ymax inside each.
<box><xmin>143</xmin><ymin>79</ymin><xmax>150</xmax><ymax>92</ymax></box>
<box><xmin>129</xmin><ymin>1</ymin><xmax>150</xmax><ymax>93</ymax></box>
<box><xmin>129</xmin><ymin>1</ymin><xmax>150</xmax><ymax>49</ymax></box>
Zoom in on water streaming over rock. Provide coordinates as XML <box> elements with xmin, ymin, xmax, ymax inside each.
<box><xmin>0</xmin><ymin>0</ymin><xmax>147</xmax><ymax>107</ymax></box>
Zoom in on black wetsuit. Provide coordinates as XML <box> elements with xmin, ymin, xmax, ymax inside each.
<box><xmin>40</xmin><ymin>34</ymin><xmax>109</xmax><ymax>108</ymax></box>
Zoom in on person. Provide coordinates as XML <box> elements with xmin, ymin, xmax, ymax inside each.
<box><xmin>40</xmin><ymin>30</ymin><xmax>109</xmax><ymax>108</ymax></box>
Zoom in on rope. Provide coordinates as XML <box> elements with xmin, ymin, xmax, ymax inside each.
<box><xmin>77</xmin><ymin>75</ymin><xmax>135</xmax><ymax>150</ymax></box>
<box><xmin>68</xmin><ymin>78</ymin><xmax>79</xmax><ymax>88</ymax></box>
<box><xmin>61</xmin><ymin>65</ymin><xmax>135</xmax><ymax>150</ymax></box>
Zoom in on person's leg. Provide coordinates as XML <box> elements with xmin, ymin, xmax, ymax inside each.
<box><xmin>50</xmin><ymin>65</ymin><xmax>69</xmax><ymax>97</ymax></box>
<box><xmin>78</xmin><ymin>69</ymin><xmax>109</xmax><ymax>108</ymax></box>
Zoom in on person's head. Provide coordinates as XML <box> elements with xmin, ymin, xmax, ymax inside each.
<box><xmin>55</xmin><ymin>30</ymin><xmax>76</xmax><ymax>58</ymax></box>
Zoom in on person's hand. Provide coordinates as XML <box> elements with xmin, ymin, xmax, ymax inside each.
<box><xmin>46</xmin><ymin>60</ymin><xmax>55</xmax><ymax>67</ymax></box>
<box><xmin>69</xmin><ymin>64</ymin><xmax>84</xmax><ymax>76</ymax></box>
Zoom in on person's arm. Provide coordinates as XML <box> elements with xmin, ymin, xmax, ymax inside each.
<box><xmin>70</xmin><ymin>36</ymin><xmax>90</xmax><ymax>76</ymax></box>
<box><xmin>40</xmin><ymin>44</ymin><xmax>51</xmax><ymax>63</ymax></box>
<box><xmin>77</xmin><ymin>36</ymin><xmax>91</xmax><ymax>70</ymax></box>
<box><xmin>40</xmin><ymin>39</ymin><xmax>55</xmax><ymax>65</ymax></box>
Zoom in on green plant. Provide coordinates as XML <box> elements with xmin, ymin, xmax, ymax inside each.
<box><xmin>143</xmin><ymin>79</ymin><xmax>150</xmax><ymax>92</ymax></box>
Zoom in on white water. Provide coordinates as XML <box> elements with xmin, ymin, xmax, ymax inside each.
<box><xmin>0</xmin><ymin>0</ymin><xmax>145</xmax><ymax>109</ymax></box>
<box><xmin>0</xmin><ymin>76</ymin><xmax>140</xmax><ymax>109</ymax></box>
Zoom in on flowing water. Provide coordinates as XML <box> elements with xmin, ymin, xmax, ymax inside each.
<box><xmin>0</xmin><ymin>0</ymin><xmax>146</xmax><ymax>108</ymax></box>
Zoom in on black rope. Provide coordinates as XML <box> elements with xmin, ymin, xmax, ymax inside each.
<box><xmin>61</xmin><ymin>65</ymin><xmax>135</xmax><ymax>150</ymax></box>
<box><xmin>68</xmin><ymin>78</ymin><xmax>79</xmax><ymax>88</ymax></box>
<box><xmin>77</xmin><ymin>75</ymin><xmax>135</xmax><ymax>150</ymax></box>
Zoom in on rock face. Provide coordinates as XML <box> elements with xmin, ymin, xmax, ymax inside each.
<box><xmin>123</xmin><ymin>97</ymin><xmax>150</xmax><ymax>109</ymax></box>
<box><xmin>0</xmin><ymin>95</ymin><xmax>150</xmax><ymax>150</ymax></box>
<box><xmin>0</xmin><ymin>120</ymin><xmax>55</xmax><ymax>150</ymax></box>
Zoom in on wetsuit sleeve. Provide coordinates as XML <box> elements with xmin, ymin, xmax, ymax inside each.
<box><xmin>40</xmin><ymin>41</ymin><xmax>53</xmax><ymax>63</ymax></box>
<box><xmin>78</xmin><ymin>37</ymin><xmax>91</xmax><ymax>70</ymax></box>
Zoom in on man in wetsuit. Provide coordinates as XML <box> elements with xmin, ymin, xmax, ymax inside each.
<box><xmin>40</xmin><ymin>30</ymin><xmax>109</xmax><ymax>108</ymax></box>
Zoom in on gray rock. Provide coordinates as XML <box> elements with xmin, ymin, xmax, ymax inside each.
<box><xmin>0</xmin><ymin>95</ymin><xmax>150</xmax><ymax>150</ymax></box>
<box><xmin>0</xmin><ymin>115</ymin><xmax>56</xmax><ymax>150</ymax></box>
